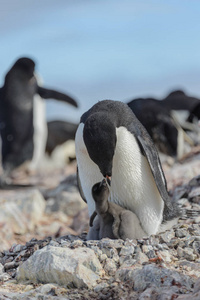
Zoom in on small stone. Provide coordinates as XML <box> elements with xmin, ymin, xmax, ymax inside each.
<box><xmin>148</xmin><ymin>236</ymin><xmax>159</xmax><ymax>245</ymax></box>
<box><xmin>93</xmin><ymin>282</ymin><xmax>109</xmax><ymax>292</ymax></box>
<box><xmin>0</xmin><ymin>272</ymin><xmax>11</xmax><ymax>282</ymax></box>
<box><xmin>38</xmin><ymin>283</ymin><xmax>58</xmax><ymax>294</ymax></box>
<box><xmin>177</xmin><ymin>246</ymin><xmax>184</xmax><ymax>258</ymax></box>
<box><xmin>120</xmin><ymin>245</ymin><xmax>135</xmax><ymax>256</ymax></box>
<box><xmin>160</xmin><ymin>230</ymin><xmax>175</xmax><ymax>243</ymax></box>
<box><xmin>71</xmin><ymin>240</ymin><xmax>83</xmax><ymax>248</ymax></box>
<box><xmin>120</xmin><ymin>258</ymin><xmax>137</xmax><ymax>268</ymax></box>
<box><xmin>184</xmin><ymin>236</ymin><xmax>195</xmax><ymax>247</ymax></box>
<box><xmin>168</xmin><ymin>238</ymin><xmax>179</xmax><ymax>248</ymax></box>
<box><xmin>49</xmin><ymin>240</ymin><xmax>59</xmax><ymax>247</ymax></box>
<box><xmin>119</xmin><ymin>255</ymin><xmax>133</xmax><ymax>266</ymax></box>
<box><xmin>99</xmin><ymin>254</ymin><xmax>107</xmax><ymax>263</ymax></box>
<box><xmin>90</xmin><ymin>246</ymin><xmax>102</xmax><ymax>258</ymax></box>
<box><xmin>183</xmin><ymin>247</ymin><xmax>197</xmax><ymax>261</ymax></box>
<box><xmin>142</xmin><ymin>245</ymin><xmax>153</xmax><ymax>254</ymax></box>
<box><xmin>158</xmin><ymin>250</ymin><xmax>172</xmax><ymax>263</ymax></box>
<box><xmin>134</xmin><ymin>251</ymin><xmax>149</xmax><ymax>264</ymax></box>
<box><xmin>24</xmin><ymin>284</ymin><xmax>34</xmax><ymax>292</ymax></box>
<box><xmin>175</xmin><ymin>229</ymin><xmax>188</xmax><ymax>238</ymax></box>
<box><xmin>13</xmin><ymin>244</ymin><xmax>24</xmax><ymax>253</ymax></box>
<box><xmin>100</xmin><ymin>238</ymin><xmax>123</xmax><ymax>249</ymax></box>
<box><xmin>104</xmin><ymin>258</ymin><xmax>117</xmax><ymax>276</ymax></box>
<box><xmin>101</xmin><ymin>246</ymin><xmax>118</xmax><ymax>259</ymax></box>
<box><xmin>146</xmin><ymin>250</ymin><xmax>156</xmax><ymax>259</ymax></box>
<box><xmin>0</xmin><ymin>263</ymin><xmax>3</xmax><ymax>275</ymax></box>
<box><xmin>193</xmin><ymin>241</ymin><xmax>200</xmax><ymax>255</ymax></box>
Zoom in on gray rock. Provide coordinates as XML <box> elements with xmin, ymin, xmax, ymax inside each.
<box><xmin>100</xmin><ymin>238</ymin><xmax>124</xmax><ymax>249</ymax></box>
<box><xmin>134</xmin><ymin>251</ymin><xmax>149</xmax><ymax>264</ymax></box>
<box><xmin>193</xmin><ymin>241</ymin><xmax>200</xmax><ymax>255</ymax></box>
<box><xmin>182</xmin><ymin>247</ymin><xmax>197</xmax><ymax>261</ymax></box>
<box><xmin>0</xmin><ymin>263</ymin><xmax>4</xmax><ymax>275</ymax></box>
<box><xmin>116</xmin><ymin>264</ymin><xmax>194</xmax><ymax>292</ymax></box>
<box><xmin>160</xmin><ymin>230</ymin><xmax>175</xmax><ymax>243</ymax></box>
<box><xmin>104</xmin><ymin>258</ymin><xmax>117</xmax><ymax>276</ymax></box>
<box><xmin>120</xmin><ymin>245</ymin><xmax>135</xmax><ymax>256</ymax></box>
<box><xmin>17</xmin><ymin>245</ymin><xmax>103</xmax><ymax>288</ymax></box>
<box><xmin>158</xmin><ymin>250</ymin><xmax>172</xmax><ymax>263</ymax></box>
<box><xmin>93</xmin><ymin>282</ymin><xmax>109</xmax><ymax>292</ymax></box>
<box><xmin>175</xmin><ymin>228</ymin><xmax>188</xmax><ymax>238</ymax></box>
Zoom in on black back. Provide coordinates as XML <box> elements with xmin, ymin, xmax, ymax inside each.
<box><xmin>0</xmin><ymin>58</ymin><xmax>36</xmax><ymax>172</ymax></box>
<box><xmin>162</xmin><ymin>90</ymin><xmax>200</xmax><ymax>111</ymax></box>
<box><xmin>127</xmin><ymin>98</ymin><xmax>178</xmax><ymax>156</ymax></box>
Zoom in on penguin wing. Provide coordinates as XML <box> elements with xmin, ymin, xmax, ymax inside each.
<box><xmin>37</xmin><ymin>86</ymin><xmax>78</xmax><ymax>107</ymax></box>
<box><xmin>129</xmin><ymin>122</ymin><xmax>170</xmax><ymax>202</ymax></box>
<box><xmin>77</xmin><ymin>167</ymin><xmax>87</xmax><ymax>203</ymax></box>
<box><xmin>135</xmin><ymin>130</ymin><xmax>181</xmax><ymax>221</ymax></box>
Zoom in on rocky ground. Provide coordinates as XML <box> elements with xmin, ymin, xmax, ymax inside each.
<box><xmin>0</xmin><ymin>148</ymin><xmax>200</xmax><ymax>299</ymax></box>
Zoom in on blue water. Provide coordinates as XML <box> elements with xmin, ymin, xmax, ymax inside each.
<box><xmin>1</xmin><ymin>0</ymin><xmax>200</xmax><ymax>123</ymax></box>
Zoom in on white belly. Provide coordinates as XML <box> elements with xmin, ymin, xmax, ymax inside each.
<box><xmin>29</xmin><ymin>94</ymin><xmax>47</xmax><ymax>171</ymax></box>
<box><xmin>75</xmin><ymin>123</ymin><xmax>164</xmax><ymax>235</ymax></box>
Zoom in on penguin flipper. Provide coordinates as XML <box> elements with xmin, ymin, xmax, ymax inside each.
<box><xmin>136</xmin><ymin>133</ymin><xmax>180</xmax><ymax>221</ymax></box>
<box><xmin>77</xmin><ymin>167</ymin><xmax>87</xmax><ymax>203</ymax></box>
<box><xmin>37</xmin><ymin>86</ymin><xmax>78</xmax><ymax>107</ymax></box>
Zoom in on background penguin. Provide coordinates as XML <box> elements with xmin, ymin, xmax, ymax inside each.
<box><xmin>161</xmin><ymin>90</ymin><xmax>200</xmax><ymax>112</ymax></box>
<box><xmin>127</xmin><ymin>98</ymin><xmax>178</xmax><ymax>157</ymax></box>
<box><xmin>75</xmin><ymin>100</ymin><xmax>180</xmax><ymax>239</ymax></box>
<box><xmin>46</xmin><ymin>120</ymin><xmax>78</xmax><ymax>155</ymax></box>
<box><xmin>0</xmin><ymin>57</ymin><xmax>78</xmax><ymax>177</ymax></box>
<box><xmin>89</xmin><ymin>179</ymin><xmax>147</xmax><ymax>240</ymax></box>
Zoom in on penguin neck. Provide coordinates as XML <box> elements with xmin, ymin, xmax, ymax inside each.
<box><xmin>95</xmin><ymin>199</ymin><xmax>109</xmax><ymax>215</ymax></box>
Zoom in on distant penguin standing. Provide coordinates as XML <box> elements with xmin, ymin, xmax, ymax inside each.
<box><xmin>0</xmin><ymin>57</ymin><xmax>78</xmax><ymax>175</ymax></box>
<box><xmin>75</xmin><ymin>100</ymin><xmax>180</xmax><ymax>239</ymax></box>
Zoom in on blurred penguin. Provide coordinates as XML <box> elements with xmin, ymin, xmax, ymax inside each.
<box><xmin>0</xmin><ymin>57</ymin><xmax>78</xmax><ymax>179</ymax></box>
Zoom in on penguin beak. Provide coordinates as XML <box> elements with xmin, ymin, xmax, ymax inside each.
<box><xmin>105</xmin><ymin>175</ymin><xmax>111</xmax><ymax>186</ymax></box>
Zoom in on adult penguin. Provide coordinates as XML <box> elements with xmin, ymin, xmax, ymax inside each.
<box><xmin>75</xmin><ymin>100</ymin><xmax>180</xmax><ymax>239</ymax></box>
<box><xmin>0</xmin><ymin>57</ymin><xmax>78</xmax><ymax>175</ymax></box>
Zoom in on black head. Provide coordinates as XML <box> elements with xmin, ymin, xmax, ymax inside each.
<box><xmin>83</xmin><ymin>112</ymin><xmax>117</xmax><ymax>177</ymax></box>
<box><xmin>9</xmin><ymin>57</ymin><xmax>35</xmax><ymax>78</ymax></box>
<box><xmin>92</xmin><ymin>179</ymin><xmax>110</xmax><ymax>203</ymax></box>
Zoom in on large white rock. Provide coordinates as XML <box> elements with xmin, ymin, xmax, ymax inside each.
<box><xmin>17</xmin><ymin>245</ymin><xmax>103</xmax><ymax>289</ymax></box>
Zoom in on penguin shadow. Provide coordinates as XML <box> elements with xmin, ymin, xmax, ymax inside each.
<box><xmin>87</xmin><ymin>179</ymin><xmax>147</xmax><ymax>241</ymax></box>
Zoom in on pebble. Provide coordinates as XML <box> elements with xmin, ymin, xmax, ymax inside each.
<box><xmin>119</xmin><ymin>245</ymin><xmax>135</xmax><ymax>256</ymax></box>
<box><xmin>134</xmin><ymin>251</ymin><xmax>149</xmax><ymax>264</ymax></box>
<box><xmin>104</xmin><ymin>258</ymin><xmax>117</xmax><ymax>276</ymax></box>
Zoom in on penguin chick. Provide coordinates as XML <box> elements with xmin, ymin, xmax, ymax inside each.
<box><xmin>88</xmin><ymin>179</ymin><xmax>147</xmax><ymax>240</ymax></box>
